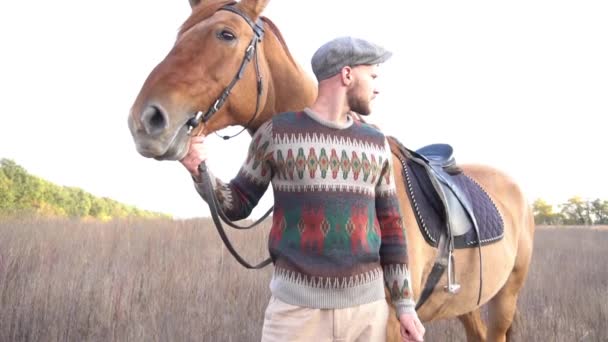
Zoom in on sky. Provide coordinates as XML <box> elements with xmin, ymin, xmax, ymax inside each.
<box><xmin>1</xmin><ymin>1</ymin><xmax>607</xmax><ymax>219</ymax></box>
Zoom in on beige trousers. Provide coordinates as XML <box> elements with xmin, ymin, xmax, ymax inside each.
<box><xmin>260</xmin><ymin>296</ymin><xmax>389</xmax><ymax>342</ymax></box>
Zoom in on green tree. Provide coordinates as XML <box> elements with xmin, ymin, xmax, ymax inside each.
<box><xmin>533</xmin><ymin>198</ymin><xmax>563</xmax><ymax>225</ymax></box>
<box><xmin>590</xmin><ymin>199</ymin><xmax>608</xmax><ymax>224</ymax></box>
<box><xmin>1</xmin><ymin>158</ymin><xmax>169</xmax><ymax>219</ymax></box>
<box><xmin>62</xmin><ymin>187</ymin><xmax>92</xmax><ymax>217</ymax></box>
<box><xmin>89</xmin><ymin>197</ymin><xmax>109</xmax><ymax>219</ymax></box>
<box><xmin>0</xmin><ymin>171</ymin><xmax>15</xmax><ymax>211</ymax></box>
<box><xmin>560</xmin><ymin>196</ymin><xmax>591</xmax><ymax>225</ymax></box>
<box><xmin>1</xmin><ymin>159</ymin><xmax>32</xmax><ymax>209</ymax></box>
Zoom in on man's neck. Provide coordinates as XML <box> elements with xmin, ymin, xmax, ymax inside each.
<box><xmin>309</xmin><ymin>93</ymin><xmax>350</xmax><ymax>126</ymax></box>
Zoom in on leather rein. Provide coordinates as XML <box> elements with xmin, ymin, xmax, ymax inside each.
<box><xmin>188</xmin><ymin>5</ymin><xmax>272</xmax><ymax>269</ymax></box>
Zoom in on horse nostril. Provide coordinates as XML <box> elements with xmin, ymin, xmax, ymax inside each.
<box><xmin>140</xmin><ymin>105</ymin><xmax>168</xmax><ymax>136</ymax></box>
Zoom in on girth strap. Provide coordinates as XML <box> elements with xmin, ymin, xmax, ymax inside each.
<box><xmin>415</xmin><ymin>233</ymin><xmax>448</xmax><ymax>310</ymax></box>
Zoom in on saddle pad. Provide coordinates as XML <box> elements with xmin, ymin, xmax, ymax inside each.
<box><xmin>403</xmin><ymin>159</ymin><xmax>505</xmax><ymax>249</ymax></box>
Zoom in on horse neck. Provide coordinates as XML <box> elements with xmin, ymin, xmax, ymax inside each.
<box><xmin>255</xmin><ymin>24</ymin><xmax>317</xmax><ymax>128</ymax></box>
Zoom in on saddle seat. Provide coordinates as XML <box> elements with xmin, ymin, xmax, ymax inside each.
<box><xmin>416</xmin><ymin>143</ymin><xmax>455</xmax><ymax>168</ymax></box>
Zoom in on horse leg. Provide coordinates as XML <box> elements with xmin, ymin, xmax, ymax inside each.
<box><xmin>458</xmin><ymin>309</ymin><xmax>487</xmax><ymax>342</ymax></box>
<box><xmin>487</xmin><ymin>206</ymin><xmax>534</xmax><ymax>342</ymax></box>
<box><xmin>486</xmin><ymin>277</ymin><xmax>521</xmax><ymax>342</ymax></box>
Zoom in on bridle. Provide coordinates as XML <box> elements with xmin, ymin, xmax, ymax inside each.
<box><xmin>189</xmin><ymin>5</ymin><xmax>273</xmax><ymax>269</ymax></box>
<box><xmin>186</xmin><ymin>5</ymin><xmax>265</xmax><ymax>141</ymax></box>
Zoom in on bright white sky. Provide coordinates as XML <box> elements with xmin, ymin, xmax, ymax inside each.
<box><xmin>1</xmin><ymin>1</ymin><xmax>607</xmax><ymax>218</ymax></box>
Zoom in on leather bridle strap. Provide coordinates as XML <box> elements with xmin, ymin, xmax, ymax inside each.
<box><xmin>187</xmin><ymin>5</ymin><xmax>265</xmax><ymax>140</ymax></box>
<box><xmin>198</xmin><ymin>162</ymin><xmax>272</xmax><ymax>269</ymax></box>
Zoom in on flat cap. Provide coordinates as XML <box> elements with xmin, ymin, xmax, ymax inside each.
<box><xmin>311</xmin><ymin>36</ymin><xmax>392</xmax><ymax>81</ymax></box>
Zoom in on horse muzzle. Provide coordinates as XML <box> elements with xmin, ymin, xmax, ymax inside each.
<box><xmin>128</xmin><ymin>106</ymin><xmax>191</xmax><ymax>161</ymax></box>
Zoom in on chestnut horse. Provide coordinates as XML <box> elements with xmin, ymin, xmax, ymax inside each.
<box><xmin>128</xmin><ymin>1</ymin><xmax>535</xmax><ymax>341</ymax></box>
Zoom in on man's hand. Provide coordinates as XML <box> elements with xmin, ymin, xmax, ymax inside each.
<box><xmin>179</xmin><ymin>135</ymin><xmax>208</xmax><ymax>181</ymax></box>
<box><xmin>399</xmin><ymin>312</ymin><xmax>425</xmax><ymax>342</ymax></box>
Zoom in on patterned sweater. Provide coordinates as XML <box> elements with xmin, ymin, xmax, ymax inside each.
<box><xmin>195</xmin><ymin>108</ymin><xmax>416</xmax><ymax>315</ymax></box>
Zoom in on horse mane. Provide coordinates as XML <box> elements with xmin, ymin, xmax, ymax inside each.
<box><xmin>178</xmin><ymin>0</ymin><xmax>236</xmax><ymax>37</ymax></box>
<box><xmin>259</xmin><ymin>17</ymin><xmax>299</xmax><ymax>68</ymax></box>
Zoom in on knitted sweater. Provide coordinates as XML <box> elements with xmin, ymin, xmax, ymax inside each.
<box><xmin>195</xmin><ymin>108</ymin><xmax>416</xmax><ymax>315</ymax></box>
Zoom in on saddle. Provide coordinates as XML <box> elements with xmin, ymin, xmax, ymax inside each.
<box><xmin>404</xmin><ymin>143</ymin><xmax>478</xmax><ymax>243</ymax></box>
<box><xmin>387</xmin><ymin>136</ymin><xmax>505</xmax><ymax>310</ymax></box>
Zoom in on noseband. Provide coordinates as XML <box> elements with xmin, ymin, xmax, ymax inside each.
<box><xmin>186</xmin><ymin>5</ymin><xmax>265</xmax><ymax>140</ymax></box>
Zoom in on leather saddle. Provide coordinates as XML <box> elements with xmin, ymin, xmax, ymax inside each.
<box><xmin>387</xmin><ymin>136</ymin><xmax>504</xmax><ymax>310</ymax></box>
<box><xmin>390</xmin><ymin>139</ymin><xmax>480</xmax><ymax>244</ymax></box>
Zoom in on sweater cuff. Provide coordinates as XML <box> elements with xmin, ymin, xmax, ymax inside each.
<box><xmin>394</xmin><ymin>298</ymin><xmax>417</xmax><ymax>317</ymax></box>
<box><xmin>192</xmin><ymin>171</ymin><xmax>217</xmax><ymax>204</ymax></box>
<box><xmin>383</xmin><ymin>264</ymin><xmax>417</xmax><ymax>317</ymax></box>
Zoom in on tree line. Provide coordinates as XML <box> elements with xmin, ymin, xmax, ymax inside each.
<box><xmin>533</xmin><ymin>197</ymin><xmax>608</xmax><ymax>225</ymax></box>
<box><xmin>0</xmin><ymin>158</ymin><xmax>169</xmax><ymax>220</ymax></box>
<box><xmin>3</xmin><ymin>157</ymin><xmax>605</xmax><ymax>225</ymax></box>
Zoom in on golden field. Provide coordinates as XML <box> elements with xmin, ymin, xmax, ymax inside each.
<box><xmin>0</xmin><ymin>217</ymin><xmax>606</xmax><ymax>341</ymax></box>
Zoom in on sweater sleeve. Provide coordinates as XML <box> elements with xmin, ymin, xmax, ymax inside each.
<box><xmin>375</xmin><ymin>137</ymin><xmax>416</xmax><ymax>316</ymax></box>
<box><xmin>194</xmin><ymin>120</ymin><xmax>274</xmax><ymax>221</ymax></box>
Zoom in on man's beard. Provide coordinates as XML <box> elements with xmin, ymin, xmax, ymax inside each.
<box><xmin>347</xmin><ymin>90</ymin><xmax>372</xmax><ymax>116</ymax></box>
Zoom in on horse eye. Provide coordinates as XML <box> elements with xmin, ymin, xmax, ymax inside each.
<box><xmin>217</xmin><ymin>30</ymin><xmax>236</xmax><ymax>41</ymax></box>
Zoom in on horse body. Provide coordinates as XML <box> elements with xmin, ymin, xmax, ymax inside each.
<box><xmin>127</xmin><ymin>1</ymin><xmax>535</xmax><ymax>341</ymax></box>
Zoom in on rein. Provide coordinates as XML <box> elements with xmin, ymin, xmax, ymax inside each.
<box><xmin>198</xmin><ymin>162</ymin><xmax>272</xmax><ymax>269</ymax></box>
<box><xmin>189</xmin><ymin>5</ymin><xmax>273</xmax><ymax>269</ymax></box>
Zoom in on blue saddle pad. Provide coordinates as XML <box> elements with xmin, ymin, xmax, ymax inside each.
<box><xmin>402</xmin><ymin>159</ymin><xmax>505</xmax><ymax>249</ymax></box>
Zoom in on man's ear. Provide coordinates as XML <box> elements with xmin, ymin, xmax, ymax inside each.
<box><xmin>341</xmin><ymin>66</ymin><xmax>353</xmax><ymax>85</ymax></box>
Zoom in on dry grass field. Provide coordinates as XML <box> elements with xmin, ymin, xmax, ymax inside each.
<box><xmin>0</xmin><ymin>217</ymin><xmax>606</xmax><ymax>341</ymax></box>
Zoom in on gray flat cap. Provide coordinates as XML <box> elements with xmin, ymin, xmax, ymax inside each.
<box><xmin>311</xmin><ymin>36</ymin><xmax>392</xmax><ymax>81</ymax></box>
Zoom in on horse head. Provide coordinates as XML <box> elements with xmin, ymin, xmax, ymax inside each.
<box><xmin>128</xmin><ymin>0</ymin><xmax>316</xmax><ymax>160</ymax></box>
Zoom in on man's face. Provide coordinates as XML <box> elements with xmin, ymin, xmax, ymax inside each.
<box><xmin>347</xmin><ymin>64</ymin><xmax>379</xmax><ymax>116</ymax></box>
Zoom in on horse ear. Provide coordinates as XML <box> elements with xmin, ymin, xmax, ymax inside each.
<box><xmin>239</xmin><ymin>0</ymin><xmax>270</xmax><ymax>19</ymax></box>
<box><xmin>189</xmin><ymin>0</ymin><xmax>201</xmax><ymax>8</ymax></box>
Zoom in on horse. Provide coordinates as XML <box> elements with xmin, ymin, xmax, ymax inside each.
<box><xmin>127</xmin><ymin>1</ymin><xmax>535</xmax><ymax>341</ymax></box>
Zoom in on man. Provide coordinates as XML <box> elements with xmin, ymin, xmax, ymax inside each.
<box><xmin>181</xmin><ymin>36</ymin><xmax>425</xmax><ymax>342</ymax></box>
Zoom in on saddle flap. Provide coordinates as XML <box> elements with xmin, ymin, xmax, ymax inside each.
<box><xmin>426</xmin><ymin>166</ymin><xmax>475</xmax><ymax>237</ymax></box>
<box><xmin>440</xmin><ymin>182</ymin><xmax>474</xmax><ymax>236</ymax></box>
